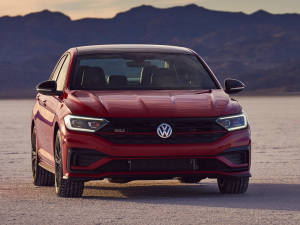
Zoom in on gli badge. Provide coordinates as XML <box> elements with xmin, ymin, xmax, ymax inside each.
<box><xmin>114</xmin><ymin>129</ymin><xmax>126</xmax><ymax>133</ymax></box>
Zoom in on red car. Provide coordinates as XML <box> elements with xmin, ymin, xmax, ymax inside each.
<box><xmin>31</xmin><ymin>45</ymin><xmax>251</xmax><ymax>197</ymax></box>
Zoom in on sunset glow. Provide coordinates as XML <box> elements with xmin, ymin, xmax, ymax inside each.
<box><xmin>0</xmin><ymin>0</ymin><xmax>299</xmax><ymax>20</ymax></box>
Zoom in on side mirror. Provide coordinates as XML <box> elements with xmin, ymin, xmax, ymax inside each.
<box><xmin>36</xmin><ymin>80</ymin><xmax>63</xmax><ymax>96</ymax></box>
<box><xmin>224</xmin><ymin>78</ymin><xmax>245</xmax><ymax>94</ymax></box>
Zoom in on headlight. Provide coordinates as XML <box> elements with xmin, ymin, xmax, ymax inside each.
<box><xmin>216</xmin><ymin>113</ymin><xmax>248</xmax><ymax>131</ymax></box>
<box><xmin>64</xmin><ymin>115</ymin><xmax>109</xmax><ymax>133</ymax></box>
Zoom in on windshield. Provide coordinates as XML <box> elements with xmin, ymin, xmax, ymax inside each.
<box><xmin>70</xmin><ymin>53</ymin><xmax>218</xmax><ymax>90</ymax></box>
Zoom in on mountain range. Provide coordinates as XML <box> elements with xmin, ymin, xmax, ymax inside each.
<box><xmin>0</xmin><ymin>4</ymin><xmax>299</xmax><ymax>98</ymax></box>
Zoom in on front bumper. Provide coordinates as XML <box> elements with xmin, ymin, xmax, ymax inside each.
<box><xmin>60</xmin><ymin>125</ymin><xmax>251</xmax><ymax>181</ymax></box>
<box><xmin>64</xmin><ymin>146</ymin><xmax>251</xmax><ymax>181</ymax></box>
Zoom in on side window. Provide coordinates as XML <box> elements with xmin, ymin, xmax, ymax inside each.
<box><xmin>56</xmin><ymin>54</ymin><xmax>70</xmax><ymax>91</ymax></box>
<box><xmin>50</xmin><ymin>55</ymin><xmax>67</xmax><ymax>81</ymax></box>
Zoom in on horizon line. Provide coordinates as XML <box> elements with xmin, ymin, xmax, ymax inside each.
<box><xmin>1</xmin><ymin>4</ymin><xmax>298</xmax><ymax>21</ymax></box>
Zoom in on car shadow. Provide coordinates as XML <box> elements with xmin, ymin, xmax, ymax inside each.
<box><xmin>82</xmin><ymin>181</ymin><xmax>300</xmax><ymax>211</ymax></box>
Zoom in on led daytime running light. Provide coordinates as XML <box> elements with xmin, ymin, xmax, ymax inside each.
<box><xmin>216</xmin><ymin>113</ymin><xmax>248</xmax><ymax>131</ymax></box>
<box><xmin>64</xmin><ymin>115</ymin><xmax>109</xmax><ymax>133</ymax></box>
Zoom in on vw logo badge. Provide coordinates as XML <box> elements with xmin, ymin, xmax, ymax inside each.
<box><xmin>157</xmin><ymin>123</ymin><xmax>172</xmax><ymax>138</ymax></box>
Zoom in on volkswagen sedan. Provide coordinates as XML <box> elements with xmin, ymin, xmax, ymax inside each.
<box><xmin>31</xmin><ymin>44</ymin><xmax>251</xmax><ymax>197</ymax></box>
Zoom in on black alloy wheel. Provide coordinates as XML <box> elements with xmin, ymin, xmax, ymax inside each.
<box><xmin>31</xmin><ymin>127</ymin><xmax>54</xmax><ymax>186</ymax></box>
<box><xmin>55</xmin><ymin>130</ymin><xmax>84</xmax><ymax>197</ymax></box>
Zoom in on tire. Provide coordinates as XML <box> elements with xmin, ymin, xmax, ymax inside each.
<box><xmin>31</xmin><ymin>127</ymin><xmax>54</xmax><ymax>186</ymax></box>
<box><xmin>217</xmin><ymin>177</ymin><xmax>249</xmax><ymax>194</ymax></box>
<box><xmin>55</xmin><ymin>130</ymin><xmax>84</xmax><ymax>197</ymax></box>
<box><xmin>178</xmin><ymin>177</ymin><xmax>202</xmax><ymax>184</ymax></box>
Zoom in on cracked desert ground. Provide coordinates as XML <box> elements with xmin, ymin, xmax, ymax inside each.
<box><xmin>0</xmin><ymin>96</ymin><xmax>299</xmax><ymax>224</ymax></box>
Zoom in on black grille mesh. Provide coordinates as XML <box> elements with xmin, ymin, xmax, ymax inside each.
<box><xmin>97</xmin><ymin>117</ymin><xmax>227</xmax><ymax>144</ymax></box>
<box><xmin>93</xmin><ymin>158</ymin><xmax>242</xmax><ymax>173</ymax></box>
<box><xmin>68</xmin><ymin>149</ymin><xmax>250</xmax><ymax>173</ymax></box>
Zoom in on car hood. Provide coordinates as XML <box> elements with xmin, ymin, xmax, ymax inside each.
<box><xmin>64</xmin><ymin>89</ymin><xmax>241</xmax><ymax>118</ymax></box>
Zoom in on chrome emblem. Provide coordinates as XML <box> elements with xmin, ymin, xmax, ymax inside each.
<box><xmin>157</xmin><ymin>123</ymin><xmax>172</xmax><ymax>138</ymax></box>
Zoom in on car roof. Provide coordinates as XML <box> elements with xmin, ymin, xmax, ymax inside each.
<box><xmin>75</xmin><ymin>44</ymin><xmax>193</xmax><ymax>55</ymax></box>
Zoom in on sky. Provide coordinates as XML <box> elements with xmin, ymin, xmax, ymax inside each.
<box><xmin>0</xmin><ymin>0</ymin><xmax>300</xmax><ymax>20</ymax></box>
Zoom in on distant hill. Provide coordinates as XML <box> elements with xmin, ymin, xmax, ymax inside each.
<box><xmin>0</xmin><ymin>4</ymin><xmax>300</xmax><ymax>98</ymax></box>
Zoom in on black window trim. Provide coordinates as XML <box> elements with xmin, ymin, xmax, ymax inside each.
<box><xmin>56</xmin><ymin>53</ymin><xmax>71</xmax><ymax>91</ymax></box>
<box><xmin>49</xmin><ymin>54</ymin><xmax>67</xmax><ymax>81</ymax></box>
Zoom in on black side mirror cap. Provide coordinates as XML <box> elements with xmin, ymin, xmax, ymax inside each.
<box><xmin>36</xmin><ymin>80</ymin><xmax>63</xmax><ymax>96</ymax></box>
<box><xmin>224</xmin><ymin>78</ymin><xmax>245</xmax><ymax>94</ymax></box>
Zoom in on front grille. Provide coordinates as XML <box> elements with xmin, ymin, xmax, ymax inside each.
<box><xmin>130</xmin><ymin>159</ymin><xmax>194</xmax><ymax>172</ymax></box>
<box><xmin>97</xmin><ymin>132</ymin><xmax>226</xmax><ymax>144</ymax></box>
<box><xmin>97</xmin><ymin>117</ymin><xmax>227</xmax><ymax>144</ymax></box>
<box><xmin>68</xmin><ymin>148</ymin><xmax>250</xmax><ymax>173</ymax></box>
<box><xmin>92</xmin><ymin>158</ymin><xmax>239</xmax><ymax>173</ymax></box>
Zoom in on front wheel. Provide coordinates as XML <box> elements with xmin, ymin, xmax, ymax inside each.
<box><xmin>55</xmin><ymin>130</ymin><xmax>84</xmax><ymax>197</ymax></box>
<box><xmin>217</xmin><ymin>177</ymin><xmax>249</xmax><ymax>194</ymax></box>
